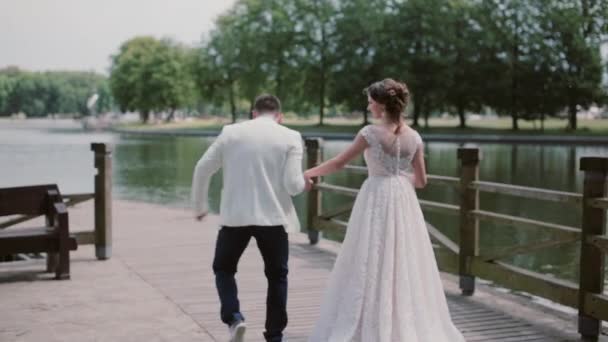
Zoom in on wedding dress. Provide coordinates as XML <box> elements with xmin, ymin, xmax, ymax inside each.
<box><xmin>309</xmin><ymin>125</ymin><xmax>465</xmax><ymax>342</ymax></box>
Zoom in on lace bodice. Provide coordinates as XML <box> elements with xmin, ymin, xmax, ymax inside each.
<box><xmin>359</xmin><ymin>125</ymin><xmax>423</xmax><ymax>177</ymax></box>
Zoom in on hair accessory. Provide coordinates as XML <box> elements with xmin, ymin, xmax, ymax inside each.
<box><xmin>388</xmin><ymin>89</ymin><xmax>396</xmax><ymax>96</ymax></box>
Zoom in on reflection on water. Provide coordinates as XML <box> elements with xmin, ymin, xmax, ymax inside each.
<box><xmin>1</xmin><ymin>120</ymin><xmax>607</xmax><ymax>283</ymax></box>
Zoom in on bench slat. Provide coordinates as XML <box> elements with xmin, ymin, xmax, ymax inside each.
<box><xmin>0</xmin><ymin>227</ymin><xmax>55</xmax><ymax>238</ymax></box>
<box><xmin>0</xmin><ymin>235</ymin><xmax>77</xmax><ymax>255</ymax></box>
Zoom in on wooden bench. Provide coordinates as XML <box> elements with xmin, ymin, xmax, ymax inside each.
<box><xmin>0</xmin><ymin>184</ymin><xmax>78</xmax><ymax>279</ymax></box>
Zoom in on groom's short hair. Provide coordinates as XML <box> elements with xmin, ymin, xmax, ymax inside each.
<box><xmin>253</xmin><ymin>94</ymin><xmax>281</xmax><ymax>113</ymax></box>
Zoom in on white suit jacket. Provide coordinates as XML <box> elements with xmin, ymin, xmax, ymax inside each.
<box><xmin>191</xmin><ymin>115</ymin><xmax>306</xmax><ymax>232</ymax></box>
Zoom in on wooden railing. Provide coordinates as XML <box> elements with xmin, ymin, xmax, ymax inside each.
<box><xmin>0</xmin><ymin>143</ymin><xmax>113</xmax><ymax>260</ymax></box>
<box><xmin>304</xmin><ymin>138</ymin><xmax>608</xmax><ymax>340</ymax></box>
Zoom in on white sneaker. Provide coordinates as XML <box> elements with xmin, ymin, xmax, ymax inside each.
<box><xmin>229</xmin><ymin>320</ymin><xmax>246</xmax><ymax>342</ymax></box>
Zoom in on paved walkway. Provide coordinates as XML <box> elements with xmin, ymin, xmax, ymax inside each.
<box><xmin>0</xmin><ymin>200</ymin><xmax>601</xmax><ymax>341</ymax></box>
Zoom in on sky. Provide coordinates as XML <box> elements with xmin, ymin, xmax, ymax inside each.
<box><xmin>0</xmin><ymin>0</ymin><xmax>237</xmax><ymax>74</ymax></box>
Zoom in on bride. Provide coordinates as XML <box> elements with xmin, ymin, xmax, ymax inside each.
<box><xmin>305</xmin><ymin>79</ymin><xmax>465</xmax><ymax>341</ymax></box>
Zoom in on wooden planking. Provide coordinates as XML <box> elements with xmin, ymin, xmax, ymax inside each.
<box><xmin>589</xmin><ymin>197</ymin><xmax>608</xmax><ymax>210</ymax></box>
<box><xmin>578</xmin><ymin>157</ymin><xmax>608</xmax><ymax>338</ymax></box>
<box><xmin>470</xmin><ymin>209</ymin><xmax>581</xmax><ymax>238</ymax></box>
<box><xmin>428</xmin><ymin>174</ymin><xmax>461</xmax><ymax>187</ymax></box>
<box><xmin>319</xmin><ymin>202</ymin><xmax>353</xmax><ymax>220</ymax></box>
<box><xmin>470</xmin><ymin>258</ymin><xmax>579</xmax><ymax>309</ymax></box>
<box><xmin>586</xmin><ymin>235</ymin><xmax>608</xmax><ymax>254</ymax></box>
<box><xmin>73</xmin><ymin>231</ymin><xmax>95</xmax><ymax>245</ymax></box>
<box><xmin>479</xmin><ymin>236</ymin><xmax>579</xmax><ymax>262</ymax></box>
<box><xmin>427</xmin><ymin>223</ymin><xmax>459</xmax><ymax>255</ymax></box>
<box><xmin>63</xmin><ymin>193</ymin><xmax>95</xmax><ymax>204</ymax></box>
<box><xmin>94</xmin><ymin>200</ymin><xmax>574</xmax><ymax>342</ymax></box>
<box><xmin>118</xmin><ymin>222</ymin><xmax>568</xmax><ymax>341</ymax></box>
<box><xmin>448</xmin><ymin>294</ymin><xmax>556</xmax><ymax>341</ymax></box>
<box><xmin>420</xmin><ymin>199</ymin><xmax>460</xmax><ymax>214</ymax></box>
<box><xmin>343</xmin><ymin>165</ymin><xmax>367</xmax><ymax>174</ymax></box>
<box><xmin>470</xmin><ymin>180</ymin><xmax>582</xmax><ymax>204</ymax></box>
<box><xmin>584</xmin><ymin>293</ymin><xmax>608</xmax><ymax>321</ymax></box>
<box><xmin>314</xmin><ymin>182</ymin><xmax>358</xmax><ymax>197</ymax></box>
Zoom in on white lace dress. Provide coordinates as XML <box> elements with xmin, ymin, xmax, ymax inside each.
<box><xmin>309</xmin><ymin>125</ymin><xmax>465</xmax><ymax>342</ymax></box>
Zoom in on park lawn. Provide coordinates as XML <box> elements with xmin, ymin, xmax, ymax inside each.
<box><xmin>116</xmin><ymin>117</ymin><xmax>608</xmax><ymax>136</ymax></box>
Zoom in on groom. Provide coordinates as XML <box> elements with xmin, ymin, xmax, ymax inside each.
<box><xmin>191</xmin><ymin>94</ymin><xmax>310</xmax><ymax>342</ymax></box>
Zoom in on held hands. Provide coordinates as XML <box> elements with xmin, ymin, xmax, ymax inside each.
<box><xmin>303</xmin><ymin>173</ymin><xmax>314</xmax><ymax>192</ymax></box>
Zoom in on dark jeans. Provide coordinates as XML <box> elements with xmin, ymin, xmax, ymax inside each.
<box><xmin>212</xmin><ymin>225</ymin><xmax>289</xmax><ymax>342</ymax></box>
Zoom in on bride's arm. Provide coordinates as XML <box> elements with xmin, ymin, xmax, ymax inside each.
<box><xmin>411</xmin><ymin>144</ymin><xmax>427</xmax><ymax>188</ymax></box>
<box><xmin>304</xmin><ymin>134</ymin><xmax>368</xmax><ymax>178</ymax></box>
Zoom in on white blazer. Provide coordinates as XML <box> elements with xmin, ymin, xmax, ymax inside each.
<box><xmin>191</xmin><ymin>115</ymin><xmax>306</xmax><ymax>232</ymax></box>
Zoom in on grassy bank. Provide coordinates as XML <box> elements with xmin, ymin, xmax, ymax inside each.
<box><xmin>116</xmin><ymin>117</ymin><xmax>608</xmax><ymax>136</ymax></box>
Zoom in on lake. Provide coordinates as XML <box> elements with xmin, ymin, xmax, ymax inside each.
<box><xmin>1</xmin><ymin>119</ymin><xmax>607</xmax><ymax>283</ymax></box>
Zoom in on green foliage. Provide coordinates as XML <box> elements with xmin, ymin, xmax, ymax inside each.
<box><xmin>109</xmin><ymin>37</ymin><xmax>196</xmax><ymax>123</ymax></box>
<box><xmin>0</xmin><ymin>67</ymin><xmax>111</xmax><ymax>117</ymax></box>
<box><xmin>107</xmin><ymin>0</ymin><xmax>608</xmax><ymax>129</ymax></box>
<box><xmin>330</xmin><ymin>0</ymin><xmax>390</xmax><ymax>124</ymax></box>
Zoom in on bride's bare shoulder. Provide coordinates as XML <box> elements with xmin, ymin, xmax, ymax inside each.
<box><xmin>402</xmin><ymin>125</ymin><xmax>420</xmax><ymax>136</ymax></box>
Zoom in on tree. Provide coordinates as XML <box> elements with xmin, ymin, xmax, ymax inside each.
<box><xmin>476</xmin><ymin>0</ymin><xmax>543</xmax><ymax>130</ymax></box>
<box><xmin>153</xmin><ymin>40</ymin><xmax>197</xmax><ymax>122</ymax></box>
<box><xmin>392</xmin><ymin>0</ymin><xmax>453</xmax><ymax>128</ymax></box>
<box><xmin>443</xmin><ymin>0</ymin><xmax>485</xmax><ymax>128</ymax></box>
<box><xmin>0</xmin><ymin>67</ymin><xmax>111</xmax><ymax>117</ymax></box>
<box><xmin>110</xmin><ymin>37</ymin><xmax>195</xmax><ymax>123</ymax></box>
<box><xmin>330</xmin><ymin>0</ymin><xmax>389</xmax><ymax>125</ymax></box>
<box><xmin>0</xmin><ymin>75</ymin><xmax>16</xmax><ymax>116</ymax></box>
<box><xmin>293</xmin><ymin>0</ymin><xmax>339</xmax><ymax>125</ymax></box>
<box><xmin>543</xmin><ymin>0</ymin><xmax>607</xmax><ymax>130</ymax></box>
<box><xmin>195</xmin><ymin>10</ymin><xmax>247</xmax><ymax>123</ymax></box>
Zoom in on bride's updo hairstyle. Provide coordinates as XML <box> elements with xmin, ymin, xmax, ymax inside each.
<box><xmin>364</xmin><ymin>78</ymin><xmax>410</xmax><ymax>134</ymax></box>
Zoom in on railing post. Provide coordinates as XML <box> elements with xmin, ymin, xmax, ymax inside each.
<box><xmin>457</xmin><ymin>147</ymin><xmax>481</xmax><ymax>296</ymax></box>
<box><xmin>305</xmin><ymin>138</ymin><xmax>323</xmax><ymax>245</ymax></box>
<box><xmin>45</xmin><ymin>189</ymin><xmax>60</xmax><ymax>272</ymax></box>
<box><xmin>91</xmin><ymin>143</ymin><xmax>112</xmax><ymax>260</ymax></box>
<box><xmin>578</xmin><ymin>157</ymin><xmax>608</xmax><ymax>339</ymax></box>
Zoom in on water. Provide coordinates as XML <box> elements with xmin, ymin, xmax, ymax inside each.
<box><xmin>1</xmin><ymin>119</ymin><xmax>607</xmax><ymax>283</ymax></box>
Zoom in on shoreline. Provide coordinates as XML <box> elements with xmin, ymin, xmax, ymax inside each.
<box><xmin>1</xmin><ymin>118</ymin><xmax>607</xmax><ymax>145</ymax></box>
<box><xmin>112</xmin><ymin>126</ymin><xmax>608</xmax><ymax>145</ymax></box>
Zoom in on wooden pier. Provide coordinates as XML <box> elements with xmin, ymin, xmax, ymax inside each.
<box><xmin>0</xmin><ymin>200</ymin><xmax>596</xmax><ymax>341</ymax></box>
<box><xmin>1</xmin><ymin>142</ymin><xmax>608</xmax><ymax>341</ymax></box>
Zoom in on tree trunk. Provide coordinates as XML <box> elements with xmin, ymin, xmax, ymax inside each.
<box><xmin>541</xmin><ymin>112</ymin><xmax>545</xmax><ymax>132</ymax></box>
<box><xmin>318</xmin><ymin>72</ymin><xmax>325</xmax><ymax>126</ymax></box>
<box><xmin>568</xmin><ymin>102</ymin><xmax>577</xmax><ymax>130</ymax></box>
<box><xmin>229</xmin><ymin>83</ymin><xmax>237</xmax><ymax>123</ymax></box>
<box><xmin>362</xmin><ymin>104</ymin><xmax>369</xmax><ymax>126</ymax></box>
<box><xmin>249</xmin><ymin>99</ymin><xmax>254</xmax><ymax>120</ymax></box>
<box><xmin>164</xmin><ymin>109</ymin><xmax>175</xmax><ymax>123</ymax></box>
<box><xmin>458</xmin><ymin>104</ymin><xmax>466</xmax><ymax>128</ymax></box>
<box><xmin>412</xmin><ymin>100</ymin><xmax>421</xmax><ymax>127</ymax></box>
<box><xmin>511</xmin><ymin>26</ymin><xmax>519</xmax><ymax>131</ymax></box>
<box><xmin>318</xmin><ymin>22</ymin><xmax>327</xmax><ymax>126</ymax></box>
<box><xmin>141</xmin><ymin>111</ymin><xmax>150</xmax><ymax>123</ymax></box>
